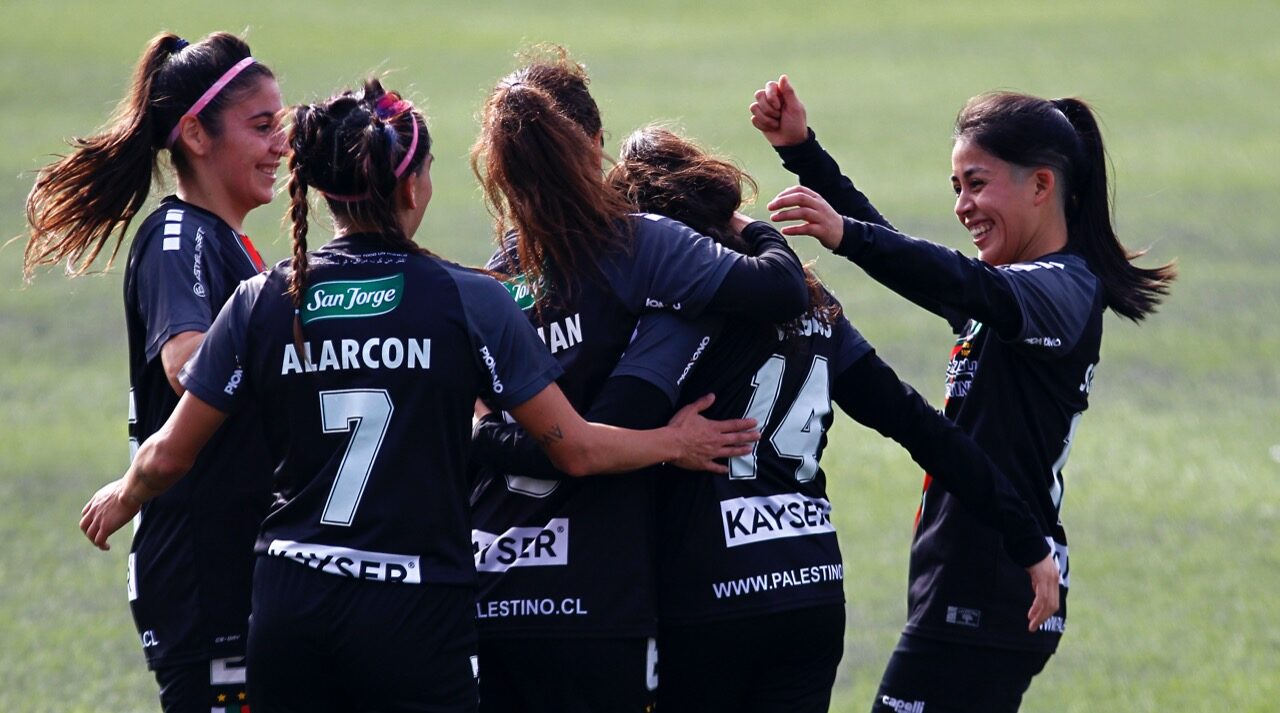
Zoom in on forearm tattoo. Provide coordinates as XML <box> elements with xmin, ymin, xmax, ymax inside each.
<box><xmin>537</xmin><ymin>424</ymin><xmax>565</xmax><ymax>449</ymax></box>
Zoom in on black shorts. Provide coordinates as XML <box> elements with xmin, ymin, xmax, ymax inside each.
<box><xmin>153</xmin><ymin>656</ymin><xmax>248</xmax><ymax>712</ymax></box>
<box><xmin>658</xmin><ymin>602</ymin><xmax>845</xmax><ymax>713</ymax></box>
<box><xmin>247</xmin><ymin>556</ymin><xmax>478</xmax><ymax>713</ymax></box>
<box><xmin>871</xmin><ymin>633</ymin><xmax>1052</xmax><ymax>713</ymax></box>
<box><xmin>478</xmin><ymin>636</ymin><xmax>657</xmax><ymax>713</ymax></box>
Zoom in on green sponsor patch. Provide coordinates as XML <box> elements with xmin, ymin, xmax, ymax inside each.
<box><xmin>302</xmin><ymin>274</ymin><xmax>404</xmax><ymax>324</ymax></box>
<box><xmin>501</xmin><ymin>274</ymin><xmax>538</xmax><ymax>311</ymax></box>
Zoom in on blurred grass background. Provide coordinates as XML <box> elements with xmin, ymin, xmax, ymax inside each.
<box><xmin>0</xmin><ymin>1</ymin><xmax>1276</xmax><ymax>710</ymax></box>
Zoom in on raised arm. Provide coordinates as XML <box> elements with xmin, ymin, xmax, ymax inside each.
<box><xmin>750</xmin><ymin>74</ymin><xmax>893</xmax><ymax>228</ymax></box>
<box><xmin>701</xmin><ymin>218</ymin><xmax>810</xmax><ymax>322</ymax></box>
<box><xmin>832</xmin><ymin>350</ymin><xmax>1059</xmax><ymax>629</ymax></box>
<box><xmin>768</xmin><ymin>185</ymin><xmax>1022</xmax><ymax>335</ymax></box>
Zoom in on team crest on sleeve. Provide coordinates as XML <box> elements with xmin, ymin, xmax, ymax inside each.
<box><xmin>302</xmin><ymin>274</ymin><xmax>404</xmax><ymax>324</ymax></box>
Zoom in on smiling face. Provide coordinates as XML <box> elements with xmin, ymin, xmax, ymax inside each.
<box><xmin>951</xmin><ymin>138</ymin><xmax>1049</xmax><ymax>266</ymax></box>
<box><xmin>204</xmin><ymin>76</ymin><xmax>285</xmax><ymax>217</ymax></box>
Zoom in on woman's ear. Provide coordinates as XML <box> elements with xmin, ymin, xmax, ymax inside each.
<box><xmin>1032</xmin><ymin>167</ymin><xmax>1057</xmax><ymax>207</ymax></box>
<box><xmin>174</xmin><ymin>116</ymin><xmax>210</xmax><ymax>158</ymax></box>
<box><xmin>397</xmin><ymin>173</ymin><xmax>420</xmax><ymax>212</ymax></box>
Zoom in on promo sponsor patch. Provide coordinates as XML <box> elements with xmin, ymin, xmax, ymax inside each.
<box><xmin>720</xmin><ymin>493</ymin><xmax>835</xmax><ymax>548</ymax></box>
<box><xmin>302</xmin><ymin>273</ymin><xmax>404</xmax><ymax>324</ymax></box>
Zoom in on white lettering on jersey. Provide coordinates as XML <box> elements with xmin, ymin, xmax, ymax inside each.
<box><xmin>775</xmin><ymin>315</ymin><xmax>832</xmax><ymax>340</ymax></box>
<box><xmin>222</xmin><ymin>367</ymin><xmax>243</xmax><ymax>395</ymax></box>
<box><xmin>644</xmin><ymin>297</ymin><xmax>683</xmax><ymax>311</ymax></box>
<box><xmin>266</xmin><ymin>540</ymin><xmax>421</xmax><ymax>583</ymax></box>
<box><xmin>536</xmin><ymin>313</ymin><xmax>583</xmax><ymax>354</ymax></box>
<box><xmin>472</xmin><ymin>519</ymin><xmax>569</xmax><ymax>572</ymax></box>
<box><xmin>676</xmin><ymin>335</ymin><xmax>712</xmax><ymax>386</ymax></box>
<box><xmin>478</xmin><ymin>345</ymin><xmax>504</xmax><ymax>393</ymax></box>
<box><xmin>720</xmin><ymin>493</ymin><xmax>835</xmax><ymax>548</ymax></box>
<box><xmin>281</xmin><ymin>338</ymin><xmax>430</xmax><ymax>375</ymax></box>
<box><xmin>191</xmin><ymin>227</ymin><xmax>205</xmax><ymax>297</ymax></box>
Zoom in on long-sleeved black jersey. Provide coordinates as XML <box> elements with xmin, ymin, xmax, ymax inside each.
<box><xmin>777</xmin><ymin>133</ymin><xmax>1102</xmax><ymax>652</ymax></box>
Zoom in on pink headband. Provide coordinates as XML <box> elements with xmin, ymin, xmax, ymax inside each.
<box><xmin>392</xmin><ymin>116</ymin><xmax>420</xmax><ymax>179</ymax></box>
<box><xmin>165</xmin><ymin>56</ymin><xmax>258</xmax><ymax>148</ymax></box>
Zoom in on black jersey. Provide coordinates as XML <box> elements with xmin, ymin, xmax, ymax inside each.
<box><xmin>900</xmin><ymin>252</ymin><xmax>1100</xmax><ymax>652</ymax></box>
<box><xmin>121</xmin><ymin>196</ymin><xmax>272</xmax><ymax>668</ymax></box>
<box><xmin>779</xmin><ymin>134</ymin><xmax>1102</xmax><ymax>652</ymax></box>
<box><xmin>656</xmin><ymin>298</ymin><xmax>871</xmax><ymax>624</ymax></box>
<box><xmin>470</xmin><ymin>214</ymin><xmax>798</xmax><ymax>638</ymax></box>
<box><xmin>181</xmin><ymin>236</ymin><xmax>561</xmax><ymax>589</ymax></box>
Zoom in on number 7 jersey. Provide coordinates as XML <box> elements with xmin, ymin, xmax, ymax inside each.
<box><xmin>180</xmin><ymin>237</ymin><xmax>561</xmax><ymax>587</ymax></box>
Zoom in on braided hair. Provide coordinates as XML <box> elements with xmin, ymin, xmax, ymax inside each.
<box><xmin>283</xmin><ymin>78</ymin><xmax>432</xmax><ymax>310</ymax></box>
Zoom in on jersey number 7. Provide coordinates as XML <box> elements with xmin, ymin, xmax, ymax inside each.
<box><xmin>318</xmin><ymin>389</ymin><xmax>394</xmax><ymax>526</ymax></box>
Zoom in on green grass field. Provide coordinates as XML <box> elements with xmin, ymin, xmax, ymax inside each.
<box><xmin>2</xmin><ymin>1</ymin><xmax>1277</xmax><ymax>710</ymax></box>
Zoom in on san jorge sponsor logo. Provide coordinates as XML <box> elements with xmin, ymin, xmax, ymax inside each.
<box><xmin>302</xmin><ymin>273</ymin><xmax>403</xmax><ymax>325</ymax></box>
<box><xmin>501</xmin><ymin>273</ymin><xmax>539</xmax><ymax>311</ymax></box>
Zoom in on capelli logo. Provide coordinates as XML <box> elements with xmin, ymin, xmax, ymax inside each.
<box><xmin>880</xmin><ymin>695</ymin><xmax>924</xmax><ymax>713</ymax></box>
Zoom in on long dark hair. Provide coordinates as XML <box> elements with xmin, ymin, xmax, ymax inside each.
<box><xmin>23</xmin><ymin>31</ymin><xmax>274</xmax><ymax>279</ymax></box>
<box><xmin>470</xmin><ymin>45</ymin><xmax>631</xmax><ymax>302</ymax></box>
<box><xmin>283</xmin><ymin>78</ymin><xmax>432</xmax><ymax>310</ymax></box>
<box><xmin>608</xmin><ymin>125</ymin><xmax>840</xmax><ymax>328</ymax></box>
<box><xmin>954</xmin><ymin>92</ymin><xmax>1176</xmax><ymax>321</ymax></box>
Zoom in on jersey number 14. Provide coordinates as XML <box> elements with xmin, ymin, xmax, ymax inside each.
<box><xmin>730</xmin><ymin>354</ymin><xmax>831</xmax><ymax>483</ymax></box>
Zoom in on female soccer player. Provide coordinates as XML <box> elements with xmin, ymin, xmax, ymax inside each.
<box><xmin>606</xmin><ymin>125</ymin><xmax>1058</xmax><ymax>713</ymax></box>
<box><xmin>80</xmin><ymin>79</ymin><xmax>758</xmax><ymax>713</ymax></box>
<box><xmin>753</xmin><ymin>76</ymin><xmax>1176</xmax><ymax>712</ymax></box>
<box><xmin>467</xmin><ymin>48</ymin><xmax>810</xmax><ymax>712</ymax></box>
<box><xmin>24</xmin><ymin>32</ymin><xmax>280</xmax><ymax>710</ymax></box>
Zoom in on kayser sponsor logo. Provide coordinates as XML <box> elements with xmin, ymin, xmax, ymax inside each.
<box><xmin>302</xmin><ymin>273</ymin><xmax>404</xmax><ymax>324</ymax></box>
<box><xmin>473</xmin><ymin>519</ymin><xmax>569</xmax><ymax>572</ymax></box>
<box><xmin>720</xmin><ymin>493</ymin><xmax>835</xmax><ymax>548</ymax></box>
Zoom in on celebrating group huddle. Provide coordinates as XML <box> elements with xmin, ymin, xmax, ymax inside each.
<box><xmin>30</xmin><ymin>30</ymin><xmax>1173</xmax><ymax>713</ymax></box>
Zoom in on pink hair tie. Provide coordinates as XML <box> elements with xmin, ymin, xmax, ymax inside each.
<box><xmin>165</xmin><ymin>56</ymin><xmax>258</xmax><ymax>148</ymax></box>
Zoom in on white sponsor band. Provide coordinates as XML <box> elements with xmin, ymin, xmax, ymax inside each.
<box><xmin>473</xmin><ymin>519</ymin><xmax>569</xmax><ymax>572</ymax></box>
<box><xmin>720</xmin><ymin>493</ymin><xmax>835</xmax><ymax>547</ymax></box>
<box><xmin>267</xmin><ymin>540</ymin><xmax>421</xmax><ymax>583</ymax></box>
